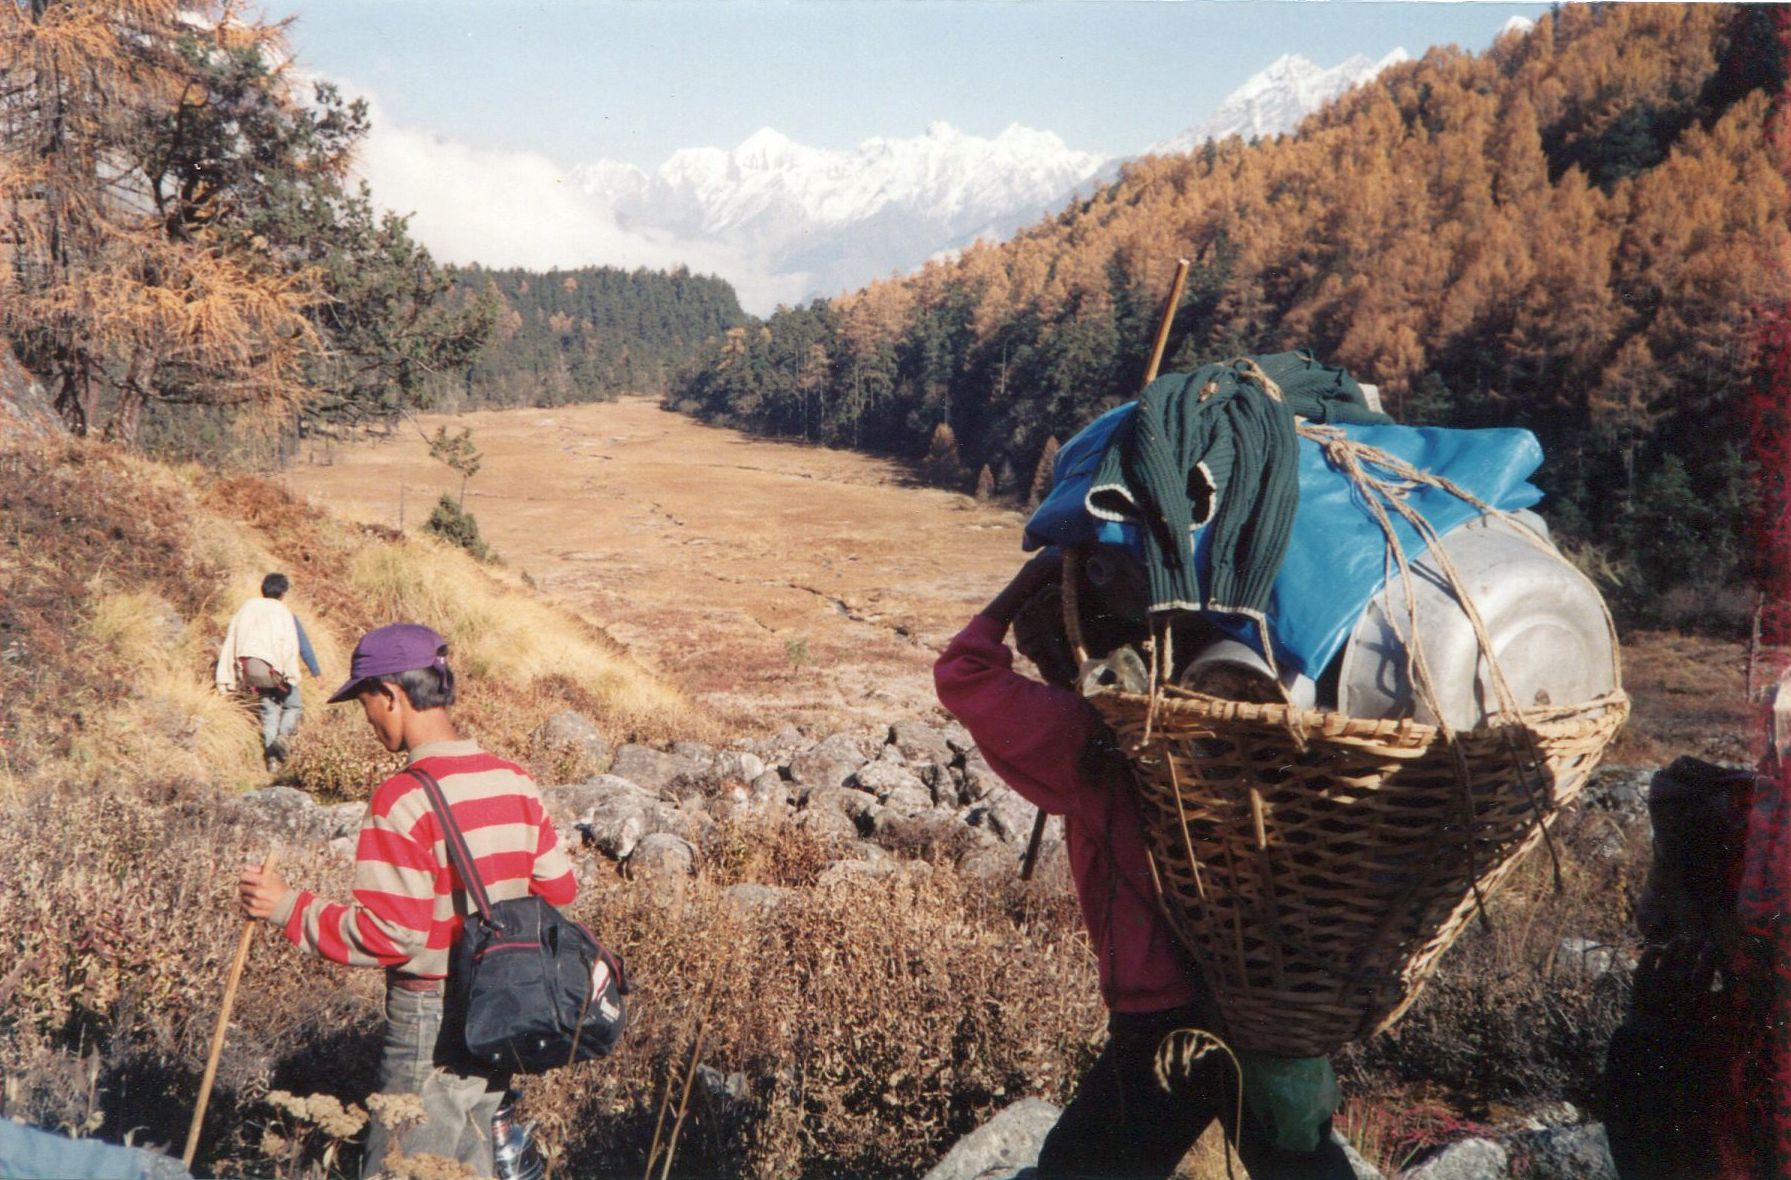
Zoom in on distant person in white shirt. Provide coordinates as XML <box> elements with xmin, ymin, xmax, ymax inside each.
<box><xmin>216</xmin><ymin>573</ymin><xmax>323</xmax><ymax>771</ymax></box>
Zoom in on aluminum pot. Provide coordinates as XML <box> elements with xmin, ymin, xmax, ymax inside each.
<box><xmin>1335</xmin><ymin>511</ymin><xmax>1617</xmax><ymax>731</ymax></box>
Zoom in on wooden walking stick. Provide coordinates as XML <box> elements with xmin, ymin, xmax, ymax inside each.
<box><xmin>184</xmin><ymin>848</ymin><xmax>277</xmax><ymax>1170</ymax></box>
<box><xmin>1143</xmin><ymin>259</ymin><xmax>1191</xmax><ymax>389</ymax></box>
<box><xmin>1020</xmin><ymin>258</ymin><xmax>1191</xmax><ymax>882</ymax></box>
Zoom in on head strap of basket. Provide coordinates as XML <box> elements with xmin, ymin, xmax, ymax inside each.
<box><xmin>1063</xmin><ymin>378</ymin><xmax>1628</xmax><ymax>1058</ymax></box>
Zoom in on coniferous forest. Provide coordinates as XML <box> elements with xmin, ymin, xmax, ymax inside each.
<box><xmin>669</xmin><ymin>5</ymin><xmax>1790</xmax><ymax>625</ymax></box>
<box><xmin>422</xmin><ymin>265</ymin><xmax>747</xmax><ymax>409</ymax></box>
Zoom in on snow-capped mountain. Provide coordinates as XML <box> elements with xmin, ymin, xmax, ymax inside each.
<box><xmin>572</xmin><ymin>123</ymin><xmax>1108</xmax><ymax>310</ymax></box>
<box><xmin>559</xmin><ymin>50</ymin><xmax>1410</xmax><ymax>312</ymax></box>
<box><xmin>1148</xmin><ymin>50</ymin><xmax>1410</xmax><ymax>156</ymax></box>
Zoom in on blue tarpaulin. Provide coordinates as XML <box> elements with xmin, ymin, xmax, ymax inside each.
<box><xmin>1023</xmin><ymin>404</ymin><xmax>1545</xmax><ymax>679</ymax></box>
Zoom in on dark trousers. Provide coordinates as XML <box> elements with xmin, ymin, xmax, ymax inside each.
<box><xmin>1037</xmin><ymin>1005</ymin><xmax>1357</xmax><ymax>1180</ymax></box>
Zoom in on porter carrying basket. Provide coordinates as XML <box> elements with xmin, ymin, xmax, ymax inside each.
<box><xmin>1070</xmin><ymin>424</ymin><xmax>1628</xmax><ymax>1058</ymax></box>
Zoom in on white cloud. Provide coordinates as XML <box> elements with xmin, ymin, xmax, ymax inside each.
<box><xmin>346</xmin><ymin>86</ymin><xmax>748</xmax><ymax>284</ymax></box>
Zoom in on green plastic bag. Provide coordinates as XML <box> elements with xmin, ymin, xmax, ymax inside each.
<box><xmin>1237</xmin><ymin>1052</ymin><xmax>1340</xmax><ymax>1153</ymax></box>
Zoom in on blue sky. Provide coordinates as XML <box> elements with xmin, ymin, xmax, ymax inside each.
<box><xmin>279</xmin><ymin>0</ymin><xmax>1550</xmax><ymax>168</ymax></box>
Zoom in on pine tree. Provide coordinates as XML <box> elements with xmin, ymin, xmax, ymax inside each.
<box><xmin>924</xmin><ymin>422</ymin><xmax>967</xmax><ymax>486</ymax></box>
<box><xmin>0</xmin><ymin>0</ymin><xmax>320</xmax><ymax>441</ymax></box>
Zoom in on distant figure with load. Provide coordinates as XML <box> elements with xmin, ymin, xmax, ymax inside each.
<box><xmin>237</xmin><ymin>624</ymin><xmax>576</xmax><ymax>1178</ymax></box>
<box><xmin>215</xmin><ymin>572</ymin><xmax>322</xmax><ymax>771</ymax></box>
<box><xmin>935</xmin><ymin>552</ymin><xmax>1355</xmax><ymax>1180</ymax></box>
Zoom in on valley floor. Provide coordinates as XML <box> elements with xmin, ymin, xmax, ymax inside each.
<box><xmin>285</xmin><ymin>398</ymin><xmax>1031</xmax><ymax>735</ymax></box>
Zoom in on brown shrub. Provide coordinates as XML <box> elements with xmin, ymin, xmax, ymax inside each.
<box><xmin>0</xmin><ymin>781</ymin><xmax>379</xmax><ymax>1171</ymax></box>
<box><xmin>0</xmin><ymin>785</ymin><xmax>1100</xmax><ymax>1179</ymax></box>
<box><xmin>519</xmin><ymin>841</ymin><xmax>1104</xmax><ymax>1180</ymax></box>
<box><xmin>1335</xmin><ymin>806</ymin><xmax>1645</xmax><ymax>1112</ymax></box>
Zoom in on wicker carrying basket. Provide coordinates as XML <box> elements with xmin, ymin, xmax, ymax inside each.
<box><xmin>1068</xmin><ymin>547</ymin><xmax>1629</xmax><ymax>1058</ymax></box>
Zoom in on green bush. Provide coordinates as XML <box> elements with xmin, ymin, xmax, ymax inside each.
<box><xmin>422</xmin><ymin>494</ymin><xmax>493</xmax><ymax>562</ymax></box>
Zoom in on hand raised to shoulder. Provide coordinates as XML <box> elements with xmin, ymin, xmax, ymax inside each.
<box><xmin>982</xmin><ymin>549</ymin><xmax>1064</xmax><ymax>627</ymax></box>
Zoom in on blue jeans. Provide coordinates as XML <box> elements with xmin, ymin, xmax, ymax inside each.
<box><xmin>361</xmin><ymin>984</ymin><xmax>508</xmax><ymax>1179</ymax></box>
<box><xmin>258</xmin><ymin>680</ymin><xmax>301</xmax><ymax>754</ymax></box>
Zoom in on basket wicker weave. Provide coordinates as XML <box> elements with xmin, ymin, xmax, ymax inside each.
<box><xmin>1065</xmin><ymin>420</ymin><xmax>1629</xmax><ymax>1057</ymax></box>
<box><xmin>1087</xmin><ymin>682</ymin><xmax>1627</xmax><ymax>1057</ymax></box>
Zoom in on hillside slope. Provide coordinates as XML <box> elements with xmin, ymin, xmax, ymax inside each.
<box><xmin>0</xmin><ymin>434</ymin><xmax>687</xmax><ymax>795</ymax></box>
<box><xmin>0</xmin><ymin>427</ymin><xmax>1107</xmax><ymax>1180</ymax></box>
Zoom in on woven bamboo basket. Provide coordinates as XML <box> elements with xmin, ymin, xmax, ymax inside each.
<box><xmin>1067</xmin><ymin>429</ymin><xmax>1628</xmax><ymax>1057</ymax></box>
<box><xmin>1088</xmin><ymin>680</ymin><xmax>1626</xmax><ymax>1056</ymax></box>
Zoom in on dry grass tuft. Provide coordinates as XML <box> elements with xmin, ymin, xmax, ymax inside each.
<box><xmin>80</xmin><ymin>589</ymin><xmax>264</xmax><ymax>788</ymax></box>
<box><xmin>347</xmin><ymin>538</ymin><xmax>689</xmax><ymax>739</ymax></box>
<box><xmin>0</xmin><ymin>781</ymin><xmax>381</xmax><ymax>1169</ymax></box>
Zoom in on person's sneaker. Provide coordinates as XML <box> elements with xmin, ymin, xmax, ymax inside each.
<box><xmin>265</xmin><ymin>742</ymin><xmax>288</xmax><ymax>773</ymax></box>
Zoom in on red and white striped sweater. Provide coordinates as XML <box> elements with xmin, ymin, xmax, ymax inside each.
<box><xmin>270</xmin><ymin>739</ymin><xmax>576</xmax><ymax>978</ymax></box>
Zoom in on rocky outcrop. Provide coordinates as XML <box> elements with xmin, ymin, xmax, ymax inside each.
<box><xmin>248</xmin><ymin>715</ymin><xmax>1050</xmax><ymax>892</ymax></box>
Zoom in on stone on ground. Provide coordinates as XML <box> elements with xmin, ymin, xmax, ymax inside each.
<box><xmin>921</xmin><ymin>1097</ymin><xmax>1061</xmax><ymax>1180</ymax></box>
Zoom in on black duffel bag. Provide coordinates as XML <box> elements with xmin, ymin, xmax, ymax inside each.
<box><xmin>411</xmin><ymin>768</ymin><xmax>628</xmax><ymax>1073</ymax></box>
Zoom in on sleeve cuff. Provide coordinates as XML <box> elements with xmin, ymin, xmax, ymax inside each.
<box><xmin>269</xmin><ymin>887</ymin><xmax>302</xmax><ymax>929</ymax></box>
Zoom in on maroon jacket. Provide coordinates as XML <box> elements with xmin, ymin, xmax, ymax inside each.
<box><xmin>934</xmin><ymin>614</ymin><xmax>1200</xmax><ymax>1014</ymax></box>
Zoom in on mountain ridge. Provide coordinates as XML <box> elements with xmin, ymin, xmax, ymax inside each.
<box><xmin>569</xmin><ymin>49</ymin><xmax>1412</xmax><ymax>310</ymax></box>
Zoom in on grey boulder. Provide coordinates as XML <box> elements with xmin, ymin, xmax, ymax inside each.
<box><xmin>1402</xmin><ymin>1137</ymin><xmax>1507</xmax><ymax>1180</ymax></box>
<box><xmin>724</xmin><ymin>882</ymin><xmax>793</xmax><ymax>916</ymax></box>
<box><xmin>239</xmin><ymin>786</ymin><xmax>330</xmax><ymax>842</ymax></box>
<box><xmin>529</xmin><ymin>711</ymin><xmax>610</xmax><ymax>775</ymax></box>
<box><xmin>572</xmin><ymin>775</ymin><xmax>689</xmax><ymax>860</ymax></box>
<box><xmin>921</xmin><ymin>1097</ymin><xmax>1061</xmax><ymax>1180</ymax></box>
<box><xmin>1504</xmin><ymin>1124</ymin><xmax>1616</xmax><ymax>1180</ymax></box>
<box><xmin>853</xmin><ymin>761</ymin><xmax>929</xmax><ymax>802</ymax></box>
<box><xmin>967</xmin><ymin>784</ymin><xmax>1037</xmax><ymax>846</ymax></box>
<box><xmin>627</xmin><ymin>832</ymin><xmax>697</xmax><ymax>881</ymax></box>
<box><xmin>608</xmin><ymin>744</ymin><xmax>710</xmax><ymax>795</ymax></box>
<box><xmin>890</xmin><ymin>720</ymin><xmax>956</xmax><ymax>767</ymax></box>
<box><xmin>788</xmin><ymin>734</ymin><xmax>872</xmax><ymax>790</ymax></box>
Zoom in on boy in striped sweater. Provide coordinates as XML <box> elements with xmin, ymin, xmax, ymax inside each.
<box><xmin>238</xmin><ymin>623</ymin><xmax>575</xmax><ymax>1178</ymax></box>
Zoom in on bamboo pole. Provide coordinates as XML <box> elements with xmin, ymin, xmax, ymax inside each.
<box><xmin>1020</xmin><ymin>258</ymin><xmax>1190</xmax><ymax>881</ymax></box>
<box><xmin>184</xmin><ymin>848</ymin><xmax>277</xmax><ymax>1170</ymax></box>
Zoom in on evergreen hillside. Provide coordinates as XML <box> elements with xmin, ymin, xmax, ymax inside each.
<box><xmin>670</xmin><ymin>5</ymin><xmax>1790</xmax><ymax>624</ymax></box>
<box><xmin>426</xmin><ymin>264</ymin><xmax>749</xmax><ymax>408</ymax></box>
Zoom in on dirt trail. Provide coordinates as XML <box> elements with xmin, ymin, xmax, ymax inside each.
<box><xmin>285</xmin><ymin>399</ymin><xmax>1030</xmax><ymax>733</ymax></box>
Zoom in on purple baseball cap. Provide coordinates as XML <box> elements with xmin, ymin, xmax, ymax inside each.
<box><xmin>326</xmin><ymin>623</ymin><xmax>449</xmax><ymax>703</ymax></box>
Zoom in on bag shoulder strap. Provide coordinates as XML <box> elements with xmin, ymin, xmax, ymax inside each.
<box><xmin>408</xmin><ymin>766</ymin><xmax>495</xmax><ymax>924</ymax></box>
